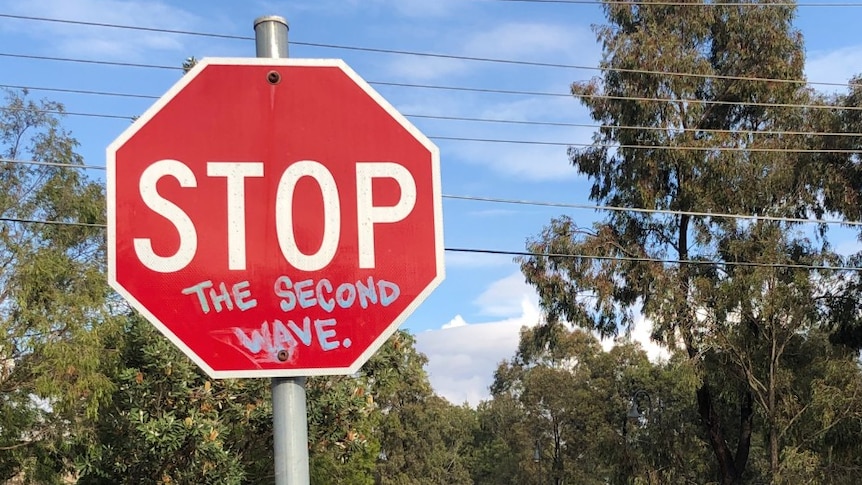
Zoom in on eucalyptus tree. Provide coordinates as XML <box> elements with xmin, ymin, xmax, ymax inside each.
<box><xmin>0</xmin><ymin>89</ymin><xmax>117</xmax><ymax>482</ymax></box>
<box><xmin>480</xmin><ymin>325</ymin><xmax>708</xmax><ymax>485</ymax></box>
<box><xmin>519</xmin><ymin>2</ymin><xmax>861</xmax><ymax>483</ymax></box>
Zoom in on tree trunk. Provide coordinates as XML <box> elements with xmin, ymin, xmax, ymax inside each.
<box><xmin>770</xmin><ymin>429</ymin><xmax>779</xmax><ymax>484</ymax></box>
<box><xmin>770</xmin><ymin>337</ymin><xmax>779</xmax><ymax>482</ymax></box>
<box><xmin>697</xmin><ymin>384</ymin><xmax>738</xmax><ymax>485</ymax></box>
<box><xmin>696</xmin><ymin>385</ymin><xmax>753</xmax><ymax>485</ymax></box>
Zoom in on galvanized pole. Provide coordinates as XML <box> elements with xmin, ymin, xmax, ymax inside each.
<box><xmin>253</xmin><ymin>15</ymin><xmax>309</xmax><ymax>485</ymax></box>
<box><xmin>255</xmin><ymin>15</ymin><xmax>289</xmax><ymax>59</ymax></box>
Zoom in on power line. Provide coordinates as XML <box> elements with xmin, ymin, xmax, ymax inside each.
<box><xmin>0</xmin><ymin>81</ymin><xmax>559</xmax><ymax>102</ymax></box>
<box><xmin>484</xmin><ymin>0</ymin><xmax>862</xmax><ymax>5</ymax></box>
<box><xmin>0</xmin><ymin>217</ymin><xmax>105</xmax><ymax>228</ymax></box>
<box><xmin>0</xmin><ymin>83</ymin><xmax>159</xmax><ymax>100</ymax></box>
<box><xmin>3</xmin><ymin>99</ymin><xmax>860</xmax><ymax>152</ymax></box>
<box><xmin>0</xmin><ymin>106</ymin><xmax>134</xmax><ymax>120</ymax></box>
<box><xmin>4</xmin><ymin>83</ymin><xmax>861</xmax><ymax>138</ymax></box>
<box><xmin>0</xmin><ymin>13</ymin><xmax>858</xmax><ymax>89</ymax></box>
<box><xmin>446</xmin><ymin>248</ymin><xmax>862</xmax><ymax>272</ymax></box>
<box><xmin>5</xmin><ymin>98</ymin><xmax>862</xmax><ymax>152</ymax></box>
<box><xmin>0</xmin><ymin>214</ymin><xmax>857</xmax><ymax>272</ymax></box>
<box><xmin>574</xmin><ymin>92</ymin><xmax>862</xmax><ymax>112</ymax></box>
<box><xmin>0</xmin><ymin>52</ymin><xmax>182</xmax><ymax>70</ymax></box>
<box><xmin>369</xmin><ymin>80</ymin><xmax>570</xmax><ymax>98</ymax></box>
<box><xmin>2</xmin><ymin>54</ymin><xmax>859</xmax><ymax>112</ymax></box>
<box><xmin>0</xmin><ymin>158</ymin><xmax>107</xmax><ymax>171</ymax></box>
<box><xmin>434</xmin><ymin>135</ymin><xmax>862</xmax><ymax>153</ymax></box>
<box><xmin>382</xmin><ymin>81</ymin><xmax>862</xmax><ymax>112</ymax></box>
<box><xmin>205</xmin><ymin>44</ymin><xmax>862</xmax><ymax>90</ymax></box>
<box><xmin>0</xmin><ymin>78</ymin><xmax>564</xmax><ymax>103</ymax></box>
<box><xmin>442</xmin><ymin>194</ymin><xmax>862</xmax><ymax>227</ymax></box>
<box><xmin>2</xmin><ymin>52</ymin><xmax>860</xmax><ymax>114</ymax></box>
<box><xmin>0</xmin><ymin>13</ymin><xmax>254</xmax><ymax>41</ymax></box>
<box><xmin>408</xmin><ymin>113</ymin><xmax>862</xmax><ymax>137</ymax></box>
<box><xmin>3</xmin><ymin>158</ymin><xmax>859</xmax><ymax>228</ymax></box>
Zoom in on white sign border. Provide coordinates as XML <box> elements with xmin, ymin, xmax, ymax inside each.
<box><xmin>107</xmin><ymin>57</ymin><xmax>445</xmax><ymax>379</ymax></box>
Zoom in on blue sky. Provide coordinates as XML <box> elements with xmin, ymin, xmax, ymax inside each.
<box><xmin>1</xmin><ymin>0</ymin><xmax>860</xmax><ymax>405</ymax></box>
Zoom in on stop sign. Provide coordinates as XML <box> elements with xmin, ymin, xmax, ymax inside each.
<box><xmin>107</xmin><ymin>58</ymin><xmax>444</xmax><ymax>378</ymax></box>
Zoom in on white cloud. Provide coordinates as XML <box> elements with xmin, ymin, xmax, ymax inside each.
<box><xmin>0</xmin><ymin>0</ymin><xmax>203</xmax><ymax>60</ymax></box>
<box><xmin>806</xmin><ymin>46</ymin><xmax>862</xmax><ymax>91</ymax></box>
<box><xmin>829</xmin><ymin>225</ymin><xmax>861</xmax><ymax>257</ymax></box>
<box><xmin>417</xmin><ymin>274</ymin><xmax>669</xmax><ymax>406</ymax></box>
<box><xmin>384</xmin><ymin>56</ymin><xmax>472</xmax><ymax>82</ymax></box>
<box><xmin>464</xmin><ymin>22</ymin><xmax>594</xmax><ymax>63</ymax></box>
<box><xmin>444</xmin><ymin>138</ymin><xmax>579</xmax><ymax>182</ymax></box>
<box><xmin>400</xmin><ymin>91</ymin><xmax>593</xmax><ymax>181</ymax></box>
<box><xmin>442</xmin><ymin>314</ymin><xmax>468</xmax><ymax>329</ymax></box>
<box><xmin>266</xmin><ymin>0</ymin><xmax>465</xmax><ymax>20</ymax></box>
<box><xmin>627</xmin><ymin>314</ymin><xmax>670</xmax><ymax>363</ymax></box>
<box><xmin>836</xmin><ymin>239</ymin><xmax>861</xmax><ymax>257</ymax></box>
<box><xmin>473</xmin><ymin>272</ymin><xmax>537</xmax><ymax>317</ymax></box>
<box><xmin>382</xmin><ymin>20</ymin><xmax>597</xmax><ymax>83</ymax></box>
<box><xmin>376</xmin><ymin>30</ymin><xmax>596</xmax><ymax>182</ymax></box>
<box><xmin>355</xmin><ymin>0</ymin><xmax>463</xmax><ymax>17</ymax></box>
<box><xmin>415</xmin><ymin>298</ymin><xmax>542</xmax><ymax>406</ymax></box>
<box><xmin>594</xmin><ymin>308</ymin><xmax>669</xmax><ymax>362</ymax></box>
<box><xmin>478</xmin><ymin>95</ymin><xmax>584</xmax><ymax>122</ymax></box>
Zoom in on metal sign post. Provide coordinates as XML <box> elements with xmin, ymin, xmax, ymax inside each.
<box><xmin>254</xmin><ymin>16</ymin><xmax>310</xmax><ymax>485</ymax></box>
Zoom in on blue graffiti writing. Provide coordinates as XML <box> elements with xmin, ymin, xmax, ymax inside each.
<box><xmin>232</xmin><ymin>317</ymin><xmax>352</xmax><ymax>363</ymax></box>
<box><xmin>182</xmin><ymin>280</ymin><xmax>257</xmax><ymax>314</ymax></box>
<box><xmin>274</xmin><ymin>276</ymin><xmax>400</xmax><ymax>313</ymax></box>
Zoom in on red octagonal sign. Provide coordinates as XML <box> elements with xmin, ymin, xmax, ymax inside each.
<box><xmin>107</xmin><ymin>58</ymin><xmax>444</xmax><ymax>378</ymax></box>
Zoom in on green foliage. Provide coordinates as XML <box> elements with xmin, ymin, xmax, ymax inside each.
<box><xmin>371</xmin><ymin>332</ymin><xmax>477</xmax><ymax>485</ymax></box>
<box><xmin>518</xmin><ymin>2</ymin><xmax>862</xmax><ymax>484</ymax></box>
<box><xmin>305</xmin><ymin>371</ymin><xmax>379</xmax><ymax>485</ymax></box>
<box><xmin>0</xmin><ymin>89</ymin><xmax>118</xmax><ymax>483</ymax></box>
<box><xmin>478</xmin><ymin>325</ymin><xmax>709</xmax><ymax>485</ymax></box>
<box><xmin>75</xmin><ymin>316</ymin><xmax>459</xmax><ymax>484</ymax></box>
<box><xmin>376</xmin><ymin>395</ymin><xmax>476</xmax><ymax>485</ymax></box>
<box><xmin>76</xmin><ymin>315</ymin><xmax>250</xmax><ymax>484</ymax></box>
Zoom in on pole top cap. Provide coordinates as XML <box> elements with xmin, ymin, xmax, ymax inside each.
<box><xmin>254</xmin><ymin>15</ymin><xmax>289</xmax><ymax>29</ymax></box>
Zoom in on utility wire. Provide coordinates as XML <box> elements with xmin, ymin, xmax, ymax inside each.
<box><xmin>3</xmin><ymin>51</ymin><xmax>861</xmax><ymax>113</ymax></box>
<box><xmin>0</xmin><ymin>215</ymin><xmax>857</xmax><ymax>272</ymax></box>
<box><xmin>0</xmin><ymin>217</ymin><xmax>105</xmax><ymax>228</ymax></box>
<box><xmin>0</xmin><ymin>158</ymin><xmax>107</xmax><ymax>170</ymax></box>
<box><xmin>3</xmin><ymin>83</ymin><xmax>861</xmax><ymax>138</ymax></box>
<box><xmin>5</xmin><ymin>97</ymin><xmax>862</xmax><ymax>151</ymax></box>
<box><xmin>443</xmin><ymin>194</ymin><xmax>862</xmax><ymax>227</ymax></box>
<box><xmin>573</xmin><ymin>92</ymin><xmax>862</xmax><ymax>112</ymax></box>
<box><xmin>369</xmin><ymin>80</ymin><xmax>570</xmax><ymax>99</ymax></box>
<box><xmin>3</xmin><ymin>158</ymin><xmax>860</xmax><ymax>227</ymax></box>
<box><xmin>2</xmin><ymin>100</ymin><xmax>860</xmax><ymax>152</ymax></box>
<box><xmin>0</xmin><ymin>83</ymin><xmax>159</xmax><ymax>100</ymax></box>
<box><xmin>446</xmin><ymin>248</ymin><xmax>862</xmax><ymax>272</ymax></box>
<box><xmin>0</xmin><ymin>52</ymin><xmax>182</xmax><ymax>70</ymax></box>
<box><xmin>0</xmin><ymin>13</ymin><xmax>858</xmax><ymax>89</ymax></box>
<box><xmin>434</xmin><ymin>135</ymin><xmax>862</xmax><ymax>153</ymax></box>
<box><xmin>0</xmin><ymin>106</ymin><xmax>134</xmax><ymax>120</ymax></box>
<box><xmin>380</xmin><ymin>80</ymin><xmax>862</xmax><ymax>112</ymax></box>
<box><xmin>408</xmin><ymin>113</ymin><xmax>862</xmax><ymax>137</ymax></box>
<box><xmin>2</xmin><ymin>54</ymin><xmax>859</xmax><ymax>112</ymax></box>
<box><xmin>0</xmin><ymin>13</ymin><xmax>254</xmax><ymax>41</ymax></box>
<box><xmin>484</xmin><ymin>0</ymin><xmax>862</xmax><ymax>5</ymax></box>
